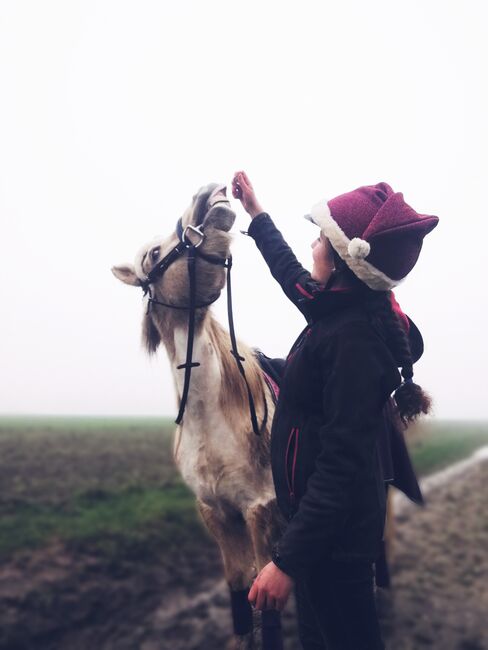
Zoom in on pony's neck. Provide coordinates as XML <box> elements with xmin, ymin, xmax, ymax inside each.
<box><xmin>165</xmin><ymin>312</ymin><xmax>265</xmax><ymax>431</ymax></box>
<box><xmin>171</xmin><ymin>313</ymin><xmax>223</xmax><ymax>419</ymax></box>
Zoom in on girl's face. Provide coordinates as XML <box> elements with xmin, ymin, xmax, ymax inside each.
<box><xmin>311</xmin><ymin>233</ymin><xmax>335</xmax><ymax>284</ymax></box>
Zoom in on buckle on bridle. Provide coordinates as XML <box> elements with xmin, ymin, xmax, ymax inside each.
<box><xmin>182</xmin><ymin>224</ymin><xmax>205</xmax><ymax>248</ymax></box>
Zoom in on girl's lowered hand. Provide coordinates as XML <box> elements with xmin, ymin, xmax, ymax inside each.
<box><xmin>232</xmin><ymin>171</ymin><xmax>264</xmax><ymax>219</ymax></box>
<box><xmin>248</xmin><ymin>560</ymin><xmax>293</xmax><ymax>612</ymax></box>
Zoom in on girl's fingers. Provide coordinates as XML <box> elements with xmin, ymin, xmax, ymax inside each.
<box><xmin>248</xmin><ymin>580</ymin><xmax>257</xmax><ymax>605</ymax></box>
<box><xmin>234</xmin><ymin>170</ymin><xmax>250</xmax><ymax>189</ymax></box>
<box><xmin>240</xmin><ymin>175</ymin><xmax>251</xmax><ymax>191</ymax></box>
<box><xmin>232</xmin><ymin>170</ymin><xmax>256</xmax><ymax>206</ymax></box>
<box><xmin>241</xmin><ymin>171</ymin><xmax>253</xmax><ymax>188</ymax></box>
<box><xmin>255</xmin><ymin>587</ymin><xmax>267</xmax><ymax>611</ymax></box>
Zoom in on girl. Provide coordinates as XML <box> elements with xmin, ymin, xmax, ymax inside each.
<box><xmin>232</xmin><ymin>171</ymin><xmax>438</xmax><ymax>650</ymax></box>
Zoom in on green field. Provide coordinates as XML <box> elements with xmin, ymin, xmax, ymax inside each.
<box><xmin>0</xmin><ymin>416</ymin><xmax>487</xmax><ymax>563</ymax></box>
<box><xmin>0</xmin><ymin>416</ymin><xmax>204</xmax><ymax>564</ymax></box>
<box><xmin>407</xmin><ymin>420</ymin><xmax>488</xmax><ymax>475</ymax></box>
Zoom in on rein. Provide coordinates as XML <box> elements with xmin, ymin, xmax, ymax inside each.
<box><xmin>141</xmin><ymin>216</ymin><xmax>267</xmax><ymax>436</ymax></box>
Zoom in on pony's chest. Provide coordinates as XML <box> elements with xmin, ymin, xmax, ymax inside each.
<box><xmin>174</xmin><ymin>424</ymin><xmax>257</xmax><ymax>505</ymax></box>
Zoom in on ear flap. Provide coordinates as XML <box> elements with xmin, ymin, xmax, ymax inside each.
<box><xmin>142</xmin><ymin>312</ymin><xmax>161</xmax><ymax>354</ymax></box>
<box><xmin>111</xmin><ymin>265</ymin><xmax>142</xmax><ymax>287</ymax></box>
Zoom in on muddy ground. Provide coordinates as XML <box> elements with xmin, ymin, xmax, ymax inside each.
<box><xmin>1</xmin><ymin>451</ymin><xmax>487</xmax><ymax>650</ymax></box>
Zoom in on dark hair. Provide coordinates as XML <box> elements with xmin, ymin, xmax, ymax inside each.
<box><xmin>330</xmin><ymin>255</ymin><xmax>432</xmax><ymax>424</ymax></box>
<box><xmin>363</xmin><ymin>290</ymin><xmax>432</xmax><ymax>424</ymax></box>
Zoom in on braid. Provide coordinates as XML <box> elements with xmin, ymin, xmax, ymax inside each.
<box><xmin>328</xmin><ymin>251</ymin><xmax>432</xmax><ymax>423</ymax></box>
<box><xmin>363</xmin><ymin>290</ymin><xmax>432</xmax><ymax>424</ymax></box>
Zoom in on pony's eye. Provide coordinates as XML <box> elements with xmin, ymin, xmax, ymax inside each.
<box><xmin>151</xmin><ymin>247</ymin><xmax>160</xmax><ymax>261</ymax></box>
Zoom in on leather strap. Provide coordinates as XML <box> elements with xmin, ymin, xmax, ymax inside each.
<box><xmin>175</xmin><ymin>249</ymin><xmax>200</xmax><ymax>425</ymax></box>
<box><xmin>144</xmin><ymin>217</ymin><xmax>267</xmax><ymax>436</ymax></box>
<box><xmin>226</xmin><ymin>256</ymin><xmax>268</xmax><ymax>436</ymax></box>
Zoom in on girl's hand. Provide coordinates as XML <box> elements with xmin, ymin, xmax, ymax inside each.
<box><xmin>232</xmin><ymin>171</ymin><xmax>264</xmax><ymax>219</ymax></box>
<box><xmin>248</xmin><ymin>561</ymin><xmax>294</xmax><ymax>611</ymax></box>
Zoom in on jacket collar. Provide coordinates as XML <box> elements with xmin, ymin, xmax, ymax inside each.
<box><xmin>304</xmin><ymin>287</ymin><xmax>364</xmax><ymax>323</ymax></box>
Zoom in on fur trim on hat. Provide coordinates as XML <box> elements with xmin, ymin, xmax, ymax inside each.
<box><xmin>310</xmin><ymin>201</ymin><xmax>401</xmax><ymax>291</ymax></box>
<box><xmin>348</xmin><ymin>238</ymin><xmax>371</xmax><ymax>259</ymax></box>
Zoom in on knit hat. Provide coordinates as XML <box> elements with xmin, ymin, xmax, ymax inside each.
<box><xmin>305</xmin><ymin>183</ymin><xmax>439</xmax><ymax>291</ymax></box>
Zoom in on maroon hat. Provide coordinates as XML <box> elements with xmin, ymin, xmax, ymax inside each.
<box><xmin>305</xmin><ymin>183</ymin><xmax>439</xmax><ymax>290</ymax></box>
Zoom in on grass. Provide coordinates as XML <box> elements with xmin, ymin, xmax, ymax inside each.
<box><xmin>0</xmin><ymin>416</ymin><xmax>205</xmax><ymax>562</ymax></box>
<box><xmin>0</xmin><ymin>416</ymin><xmax>487</xmax><ymax>562</ymax></box>
<box><xmin>0</xmin><ymin>484</ymin><xmax>201</xmax><ymax>560</ymax></box>
<box><xmin>0</xmin><ymin>416</ymin><xmax>178</xmax><ymax>505</ymax></box>
<box><xmin>408</xmin><ymin>420</ymin><xmax>488</xmax><ymax>476</ymax></box>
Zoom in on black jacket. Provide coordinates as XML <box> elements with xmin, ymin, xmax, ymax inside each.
<box><xmin>248</xmin><ymin>213</ymin><xmax>402</xmax><ymax>578</ymax></box>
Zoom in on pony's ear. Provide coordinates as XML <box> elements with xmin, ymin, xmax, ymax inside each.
<box><xmin>111</xmin><ymin>264</ymin><xmax>142</xmax><ymax>287</ymax></box>
<box><xmin>142</xmin><ymin>312</ymin><xmax>161</xmax><ymax>354</ymax></box>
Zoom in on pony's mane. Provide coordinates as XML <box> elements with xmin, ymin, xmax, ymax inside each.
<box><xmin>206</xmin><ymin>316</ymin><xmax>268</xmax><ymax>434</ymax></box>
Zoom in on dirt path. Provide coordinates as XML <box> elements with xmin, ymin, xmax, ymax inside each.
<box><xmin>379</xmin><ymin>446</ymin><xmax>488</xmax><ymax>650</ymax></box>
<box><xmin>1</xmin><ymin>449</ymin><xmax>487</xmax><ymax>650</ymax></box>
<box><xmin>136</xmin><ymin>446</ymin><xmax>488</xmax><ymax>650</ymax></box>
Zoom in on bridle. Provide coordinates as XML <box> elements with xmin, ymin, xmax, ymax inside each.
<box><xmin>141</xmin><ymin>214</ymin><xmax>267</xmax><ymax>437</ymax></box>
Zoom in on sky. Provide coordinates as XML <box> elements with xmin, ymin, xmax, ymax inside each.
<box><xmin>0</xmin><ymin>0</ymin><xmax>486</xmax><ymax>419</ymax></box>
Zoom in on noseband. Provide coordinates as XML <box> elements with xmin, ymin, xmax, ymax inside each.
<box><xmin>141</xmin><ymin>218</ymin><xmax>227</xmax><ymax>310</ymax></box>
<box><xmin>141</xmin><ymin>215</ymin><xmax>267</xmax><ymax>437</ymax></box>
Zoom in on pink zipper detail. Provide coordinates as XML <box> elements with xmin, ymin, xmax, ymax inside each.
<box><xmin>285</xmin><ymin>428</ymin><xmax>296</xmax><ymax>497</ymax></box>
<box><xmin>285</xmin><ymin>427</ymin><xmax>299</xmax><ymax>499</ymax></box>
<box><xmin>295</xmin><ymin>282</ymin><xmax>314</xmax><ymax>299</ymax></box>
<box><xmin>291</xmin><ymin>428</ymin><xmax>299</xmax><ymax>496</ymax></box>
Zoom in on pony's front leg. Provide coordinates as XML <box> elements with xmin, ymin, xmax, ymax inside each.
<box><xmin>197</xmin><ymin>501</ymin><xmax>256</xmax><ymax>649</ymax></box>
<box><xmin>246</xmin><ymin>500</ymin><xmax>286</xmax><ymax>650</ymax></box>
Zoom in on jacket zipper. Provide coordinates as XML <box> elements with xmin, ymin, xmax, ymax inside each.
<box><xmin>285</xmin><ymin>427</ymin><xmax>300</xmax><ymax>503</ymax></box>
<box><xmin>286</xmin><ymin>326</ymin><xmax>310</xmax><ymax>364</ymax></box>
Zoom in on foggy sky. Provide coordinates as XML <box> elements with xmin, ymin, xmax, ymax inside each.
<box><xmin>1</xmin><ymin>0</ymin><xmax>487</xmax><ymax>419</ymax></box>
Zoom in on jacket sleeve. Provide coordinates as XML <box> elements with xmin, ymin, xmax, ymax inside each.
<box><xmin>272</xmin><ymin>325</ymin><xmax>396</xmax><ymax>578</ymax></box>
<box><xmin>247</xmin><ymin>213</ymin><xmax>326</xmax><ymax>317</ymax></box>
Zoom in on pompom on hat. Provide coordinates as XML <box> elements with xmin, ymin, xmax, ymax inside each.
<box><xmin>305</xmin><ymin>182</ymin><xmax>439</xmax><ymax>291</ymax></box>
